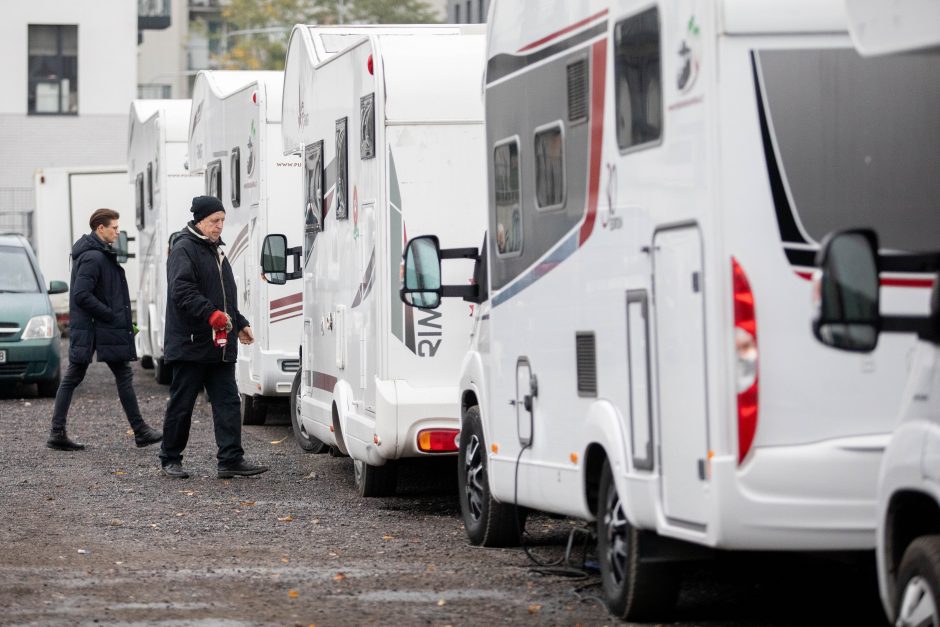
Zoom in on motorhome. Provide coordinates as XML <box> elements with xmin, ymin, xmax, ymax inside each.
<box><xmin>128</xmin><ymin>100</ymin><xmax>204</xmax><ymax>384</ymax></box>
<box><xmin>262</xmin><ymin>24</ymin><xmax>486</xmax><ymax>495</ymax></box>
<box><xmin>32</xmin><ymin>166</ymin><xmax>136</xmax><ymax>321</ymax></box>
<box><xmin>188</xmin><ymin>71</ymin><xmax>304</xmax><ymax>424</ymax></box>
<box><xmin>812</xmin><ymin>3</ymin><xmax>940</xmax><ymax>626</ymax></box>
<box><xmin>399</xmin><ymin>0</ymin><xmax>934</xmax><ymax>619</ymax></box>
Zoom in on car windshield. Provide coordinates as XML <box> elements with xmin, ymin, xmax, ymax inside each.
<box><xmin>0</xmin><ymin>246</ymin><xmax>41</xmax><ymax>293</ymax></box>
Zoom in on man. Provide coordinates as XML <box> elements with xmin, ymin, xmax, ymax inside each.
<box><xmin>47</xmin><ymin>208</ymin><xmax>162</xmax><ymax>451</ymax></box>
<box><xmin>159</xmin><ymin>196</ymin><xmax>268</xmax><ymax>479</ymax></box>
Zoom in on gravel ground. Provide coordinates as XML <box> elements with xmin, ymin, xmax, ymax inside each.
<box><xmin>0</xmin><ymin>345</ymin><xmax>888</xmax><ymax>626</ymax></box>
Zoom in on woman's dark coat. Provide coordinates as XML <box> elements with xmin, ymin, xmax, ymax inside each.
<box><xmin>68</xmin><ymin>233</ymin><xmax>136</xmax><ymax>364</ymax></box>
<box><xmin>164</xmin><ymin>223</ymin><xmax>249</xmax><ymax>363</ymax></box>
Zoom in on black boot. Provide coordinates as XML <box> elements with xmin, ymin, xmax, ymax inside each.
<box><xmin>47</xmin><ymin>429</ymin><xmax>85</xmax><ymax>451</ymax></box>
<box><xmin>218</xmin><ymin>459</ymin><xmax>269</xmax><ymax>478</ymax></box>
<box><xmin>134</xmin><ymin>424</ymin><xmax>163</xmax><ymax>448</ymax></box>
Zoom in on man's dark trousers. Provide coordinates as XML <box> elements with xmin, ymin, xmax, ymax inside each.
<box><xmin>52</xmin><ymin>361</ymin><xmax>145</xmax><ymax>431</ymax></box>
<box><xmin>159</xmin><ymin>361</ymin><xmax>243</xmax><ymax>466</ymax></box>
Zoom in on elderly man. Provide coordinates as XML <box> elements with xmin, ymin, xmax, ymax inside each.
<box><xmin>159</xmin><ymin>196</ymin><xmax>268</xmax><ymax>479</ymax></box>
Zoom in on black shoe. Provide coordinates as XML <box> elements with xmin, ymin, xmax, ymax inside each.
<box><xmin>161</xmin><ymin>463</ymin><xmax>189</xmax><ymax>479</ymax></box>
<box><xmin>46</xmin><ymin>429</ymin><xmax>85</xmax><ymax>451</ymax></box>
<box><xmin>134</xmin><ymin>425</ymin><xmax>163</xmax><ymax>448</ymax></box>
<box><xmin>218</xmin><ymin>459</ymin><xmax>269</xmax><ymax>478</ymax></box>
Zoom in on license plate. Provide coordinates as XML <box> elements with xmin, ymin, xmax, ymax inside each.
<box><xmin>0</xmin><ymin>350</ymin><xmax>6</xmax><ymax>363</ymax></box>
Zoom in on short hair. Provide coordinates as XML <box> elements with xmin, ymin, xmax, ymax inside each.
<box><xmin>89</xmin><ymin>208</ymin><xmax>120</xmax><ymax>231</ymax></box>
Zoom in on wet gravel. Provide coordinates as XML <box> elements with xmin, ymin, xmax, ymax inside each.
<box><xmin>0</xmin><ymin>344</ymin><xmax>888</xmax><ymax>626</ymax></box>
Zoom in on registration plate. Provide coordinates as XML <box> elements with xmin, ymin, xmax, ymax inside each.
<box><xmin>0</xmin><ymin>350</ymin><xmax>6</xmax><ymax>363</ymax></box>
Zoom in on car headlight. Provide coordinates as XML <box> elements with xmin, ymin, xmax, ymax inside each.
<box><xmin>22</xmin><ymin>315</ymin><xmax>56</xmax><ymax>340</ymax></box>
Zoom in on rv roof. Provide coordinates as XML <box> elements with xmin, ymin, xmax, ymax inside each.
<box><xmin>721</xmin><ymin>0</ymin><xmax>848</xmax><ymax>34</ymax></box>
<box><xmin>192</xmin><ymin>71</ymin><xmax>284</xmax><ymax>123</ymax></box>
<box><xmin>303</xmin><ymin>23</ymin><xmax>483</xmax><ymax>54</ymax></box>
<box><xmin>129</xmin><ymin>100</ymin><xmax>192</xmax><ymax>142</ymax></box>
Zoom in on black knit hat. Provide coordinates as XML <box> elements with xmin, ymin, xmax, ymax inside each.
<box><xmin>191</xmin><ymin>195</ymin><xmax>225</xmax><ymax>222</ymax></box>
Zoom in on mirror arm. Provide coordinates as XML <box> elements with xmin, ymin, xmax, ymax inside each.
<box><xmin>440</xmin><ymin>247</ymin><xmax>479</xmax><ymax>261</ymax></box>
<box><xmin>286</xmin><ymin>245</ymin><xmax>302</xmax><ymax>281</ymax></box>
<box><xmin>881</xmin><ymin>315</ymin><xmax>936</xmax><ymax>337</ymax></box>
<box><xmin>441</xmin><ymin>284</ymin><xmax>478</xmax><ymax>300</ymax></box>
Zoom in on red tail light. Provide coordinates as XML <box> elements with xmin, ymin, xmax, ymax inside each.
<box><xmin>732</xmin><ymin>257</ymin><xmax>758</xmax><ymax>464</ymax></box>
<box><xmin>417</xmin><ymin>428</ymin><xmax>459</xmax><ymax>453</ymax></box>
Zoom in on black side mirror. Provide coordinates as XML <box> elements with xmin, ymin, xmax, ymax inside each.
<box><xmin>401</xmin><ymin>235</ymin><xmax>443</xmax><ymax>309</ymax></box>
<box><xmin>261</xmin><ymin>234</ymin><xmax>288</xmax><ymax>285</ymax></box>
<box><xmin>48</xmin><ymin>280</ymin><xmax>68</xmax><ymax>295</ymax></box>
<box><xmin>116</xmin><ymin>231</ymin><xmax>130</xmax><ymax>264</ymax></box>
<box><xmin>812</xmin><ymin>229</ymin><xmax>880</xmax><ymax>352</ymax></box>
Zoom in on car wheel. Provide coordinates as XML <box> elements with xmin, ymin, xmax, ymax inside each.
<box><xmin>354</xmin><ymin>458</ymin><xmax>397</xmax><ymax>497</ymax></box>
<box><xmin>458</xmin><ymin>405</ymin><xmax>524</xmax><ymax>547</ymax></box>
<box><xmin>240</xmin><ymin>393</ymin><xmax>267</xmax><ymax>425</ymax></box>
<box><xmin>290</xmin><ymin>370</ymin><xmax>327</xmax><ymax>453</ymax></box>
<box><xmin>36</xmin><ymin>372</ymin><xmax>60</xmax><ymax>398</ymax></box>
<box><xmin>154</xmin><ymin>357</ymin><xmax>172</xmax><ymax>385</ymax></box>
<box><xmin>895</xmin><ymin>536</ymin><xmax>940</xmax><ymax>627</ymax></box>
<box><xmin>139</xmin><ymin>355</ymin><xmax>154</xmax><ymax>369</ymax></box>
<box><xmin>597</xmin><ymin>458</ymin><xmax>679</xmax><ymax>621</ymax></box>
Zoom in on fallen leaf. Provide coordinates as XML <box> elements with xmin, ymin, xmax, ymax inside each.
<box><xmin>240</xmin><ymin>501</ymin><xmax>256</xmax><ymax>507</ymax></box>
<box><xmin>148</xmin><ymin>524</ymin><xmax>158</xmax><ymax>528</ymax></box>
<box><xmin>111</xmin><ymin>471</ymin><xmax>127</xmax><ymax>476</ymax></box>
<box><xmin>125</xmin><ymin>429</ymin><xmax>134</xmax><ymax>436</ymax></box>
<box><xmin>23</xmin><ymin>402</ymin><xmax>31</xmax><ymax>407</ymax></box>
<box><xmin>270</xmin><ymin>436</ymin><xmax>288</xmax><ymax>445</ymax></box>
<box><xmin>114</xmin><ymin>561</ymin><xmax>123</xmax><ymax>565</ymax></box>
<box><xmin>288</xmin><ymin>589</ymin><xmax>299</xmax><ymax>599</ymax></box>
<box><xmin>281</xmin><ymin>558</ymin><xmax>290</xmax><ymax>564</ymax></box>
<box><xmin>277</xmin><ymin>515</ymin><xmax>294</xmax><ymax>522</ymax></box>
<box><xmin>175</xmin><ymin>512</ymin><xmax>185</xmax><ymax>517</ymax></box>
<box><xmin>110</xmin><ymin>519</ymin><xmax>124</xmax><ymax>526</ymax></box>
<box><xmin>312</xmin><ymin>519</ymin><xmax>320</xmax><ymax>524</ymax></box>
<box><xmin>77</xmin><ymin>549</ymin><xmax>88</xmax><ymax>555</ymax></box>
<box><xmin>333</xmin><ymin>573</ymin><xmax>346</xmax><ymax>582</ymax></box>
<box><xmin>382</xmin><ymin>535</ymin><xmax>394</xmax><ymax>541</ymax></box>
<box><xmin>437</xmin><ymin>599</ymin><xmax>446</xmax><ymax>607</ymax></box>
<box><xmin>328</xmin><ymin>552</ymin><xmax>338</xmax><ymax>557</ymax></box>
<box><xmin>527</xmin><ymin>604</ymin><xmax>542</xmax><ymax>614</ymax></box>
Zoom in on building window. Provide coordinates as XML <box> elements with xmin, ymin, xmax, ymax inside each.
<box><xmin>28</xmin><ymin>25</ymin><xmax>78</xmax><ymax>115</ymax></box>
<box><xmin>614</xmin><ymin>8</ymin><xmax>663</xmax><ymax>151</ymax></box>
<box><xmin>138</xmin><ymin>84</ymin><xmax>172</xmax><ymax>99</ymax></box>
<box><xmin>493</xmin><ymin>138</ymin><xmax>522</xmax><ymax>256</ymax></box>
<box><xmin>479</xmin><ymin>0</ymin><xmax>485</xmax><ymax>22</ymax></box>
<box><xmin>454</xmin><ymin>3</ymin><xmax>461</xmax><ymax>23</ymax></box>
<box><xmin>467</xmin><ymin>1</ymin><xmax>472</xmax><ymax>22</ymax></box>
<box><xmin>534</xmin><ymin>123</ymin><xmax>565</xmax><ymax>210</ymax></box>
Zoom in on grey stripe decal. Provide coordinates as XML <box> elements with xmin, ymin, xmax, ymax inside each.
<box><xmin>486</xmin><ymin>22</ymin><xmax>606</xmax><ymax>85</ymax></box>
<box><xmin>389</xmin><ymin>149</ymin><xmax>404</xmax><ymax>344</ymax></box>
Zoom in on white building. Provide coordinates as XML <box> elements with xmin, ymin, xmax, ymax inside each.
<box><xmin>447</xmin><ymin>0</ymin><xmax>488</xmax><ymax>23</ymax></box>
<box><xmin>0</xmin><ymin>0</ymin><xmax>137</xmax><ymax>243</ymax></box>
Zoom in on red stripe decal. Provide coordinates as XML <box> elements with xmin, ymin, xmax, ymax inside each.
<box><xmin>518</xmin><ymin>9</ymin><xmax>608</xmax><ymax>53</ymax></box>
<box><xmin>271</xmin><ymin>304</ymin><xmax>303</xmax><ymax>319</ymax></box>
<box><xmin>578</xmin><ymin>39</ymin><xmax>607</xmax><ymax>246</ymax></box>
<box><xmin>794</xmin><ymin>270</ymin><xmax>934</xmax><ymax>288</ymax></box>
<box><xmin>270</xmin><ymin>292</ymin><xmax>302</xmax><ymax>310</ymax></box>
<box><xmin>312</xmin><ymin>370</ymin><xmax>337</xmax><ymax>393</ymax></box>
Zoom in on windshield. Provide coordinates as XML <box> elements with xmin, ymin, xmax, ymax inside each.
<box><xmin>0</xmin><ymin>246</ymin><xmax>41</xmax><ymax>293</ymax></box>
<box><xmin>756</xmin><ymin>48</ymin><xmax>940</xmax><ymax>252</ymax></box>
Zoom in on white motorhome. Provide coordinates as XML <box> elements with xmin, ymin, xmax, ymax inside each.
<box><xmin>261</xmin><ymin>24</ymin><xmax>486</xmax><ymax>495</ymax></box>
<box><xmin>399</xmin><ymin>0</ymin><xmax>936</xmax><ymax>619</ymax></box>
<box><xmin>127</xmin><ymin>100</ymin><xmax>204</xmax><ymax>384</ymax></box>
<box><xmin>32</xmin><ymin>166</ymin><xmax>137</xmax><ymax>320</ymax></box>
<box><xmin>812</xmin><ymin>3</ymin><xmax>940</xmax><ymax>626</ymax></box>
<box><xmin>188</xmin><ymin>71</ymin><xmax>303</xmax><ymax>424</ymax></box>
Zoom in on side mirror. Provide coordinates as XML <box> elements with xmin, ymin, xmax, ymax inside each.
<box><xmin>400</xmin><ymin>235</ymin><xmax>443</xmax><ymax>309</ymax></box>
<box><xmin>48</xmin><ymin>280</ymin><xmax>68</xmax><ymax>295</ymax></box>
<box><xmin>261</xmin><ymin>234</ymin><xmax>288</xmax><ymax>285</ymax></box>
<box><xmin>812</xmin><ymin>229</ymin><xmax>880</xmax><ymax>352</ymax></box>
<box><xmin>116</xmin><ymin>231</ymin><xmax>129</xmax><ymax>264</ymax></box>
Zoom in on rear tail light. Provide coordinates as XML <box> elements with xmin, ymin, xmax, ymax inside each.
<box><xmin>732</xmin><ymin>257</ymin><xmax>758</xmax><ymax>464</ymax></box>
<box><xmin>417</xmin><ymin>428</ymin><xmax>459</xmax><ymax>453</ymax></box>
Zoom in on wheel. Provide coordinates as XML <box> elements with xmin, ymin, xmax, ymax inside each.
<box><xmin>458</xmin><ymin>405</ymin><xmax>524</xmax><ymax>547</ymax></box>
<box><xmin>290</xmin><ymin>370</ymin><xmax>328</xmax><ymax>453</ymax></box>
<box><xmin>240</xmin><ymin>393</ymin><xmax>267</xmax><ymax>425</ymax></box>
<box><xmin>353</xmin><ymin>458</ymin><xmax>397</xmax><ymax>497</ymax></box>
<box><xmin>895</xmin><ymin>536</ymin><xmax>940</xmax><ymax>627</ymax></box>
<box><xmin>154</xmin><ymin>357</ymin><xmax>172</xmax><ymax>385</ymax></box>
<box><xmin>139</xmin><ymin>355</ymin><xmax>154</xmax><ymax>369</ymax></box>
<box><xmin>597</xmin><ymin>458</ymin><xmax>679</xmax><ymax>621</ymax></box>
<box><xmin>36</xmin><ymin>372</ymin><xmax>60</xmax><ymax>398</ymax></box>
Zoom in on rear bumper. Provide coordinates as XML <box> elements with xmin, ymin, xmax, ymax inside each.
<box><xmin>240</xmin><ymin>349</ymin><xmax>299</xmax><ymax>397</ymax></box>
<box><xmin>0</xmin><ymin>338</ymin><xmax>61</xmax><ymax>382</ymax></box>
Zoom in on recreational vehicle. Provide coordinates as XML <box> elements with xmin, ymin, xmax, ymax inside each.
<box><xmin>400</xmin><ymin>0</ymin><xmax>935</xmax><ymax>619</ymax></box>
<box><xmin>32</xmin><ymin>166</ymin><xmax>136</xmax><ymax>321</ymax></box>
<box><xmin>127</xmin><ymin>100</ymin><xmax>203</xmax><ymax>384</ymax></box>
<box><xmin>261</xmin><ymin>25</ymin><xmax>486</xmax><ymax>495</ymax></box>
<box><xmin>188</xmin><ymin>71</ymin><xmax>304</xmax><ymax>425</ymax></box>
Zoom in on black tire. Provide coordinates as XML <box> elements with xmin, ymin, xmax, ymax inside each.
<box><xmin>139</xmin><ymin>355</ymin><xmax>154</xmax><ymax>369</ymax></box>
<box><xmin>36</xmin><ymin>372</ymin><xmax>60</xmax><ymax>398</ymax></box>
<box><xmin>354</xmin><ymin>459</ymin><xmax>397</xmax><ymax>497</ymax></box>
<box><xmin>154</xmin><ymin>357</ymin><xmax>172</xmax><ymax>385</ymax></box>
<box><xmin>895</xmin><ymin>536</ymin><xmax>940</xmax><ymax>627</ymax></box>
<box><xmin>240</xmin><ymin>393</ymin><xmax>267</xmax><ymax>426</ymax></box>
<box><xmin>458</xmin><ymin>405</ymin><xmax>523</xmax><ymax>547</ymax></box>
<box><xmin>597</xmin><ymin>458</ymin><xmax>679</xmax><ymax>621</ymax></box>
<box><xmin>290</xmin><ymin>370</ymin><xmax>328</xmax><ymax>453</ymax></box>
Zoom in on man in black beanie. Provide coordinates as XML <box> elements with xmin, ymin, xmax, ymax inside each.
<box><xmin>159</xmin><ymin>195</ymin><xmax>268</xmax><ymax>479</ymax></box>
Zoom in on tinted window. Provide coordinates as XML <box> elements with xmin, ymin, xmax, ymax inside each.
<box><xmin>0</xmin><ymin>246</ymin><xmax>40</xmax><ymax>293</ymax></box>
<box><xmin>758</xmin><ymin>49</ymin><xmax>940</xmax><ymax>251</ymax></box>
<box><xmin>494</xmin><ymin>140</ymin><xmax>522</xmax><ymax>255</ymax></box>
<box><xmin>230</xmin><ymin>147</ymin><xmax>241</xmax><ymax>208</ymax></box>
<box><xmin>360</xmin><ymin>93</ymin><xmax>375</xmax><ymax>160</ymax></box>
<box><xmin>206</xmin><ymin>160</ymin><xmax>222</xmax><ymax>199</ymax></box>
<box><xmin>304</xmin><ymin>140</ymin><xmax>324</xmax><ymax>264</ymax></box>
<box><xmin>534</xmin><ymin>125</ymin><xmax>565</xmax><ymax>209</ymax></box>
<box><xmin>335</xmin><ymin>117</ymin><xmax>348</xmax><ymax>220</ymax></box>
<box><xmin>614</xmin><ymin>8</ymin><xmax>662</xmax><ymax>151</ymax></box>
<box><xmin>135</xmin><ymin>173</ymin><xmax>145</xmax><ymax>229</ymax></box>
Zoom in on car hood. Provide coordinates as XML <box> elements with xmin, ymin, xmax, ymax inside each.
<box><xmin>0</xmin><ymin>291</ymin><xmax>52</xmax><ymax>327</ymax></box>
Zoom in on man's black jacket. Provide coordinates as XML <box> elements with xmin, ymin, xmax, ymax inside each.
<box><xmin>68</xmin><ymin>233</ymin><xmax>136</xmax><ymax>364</ymax></box>
<box><xmin>164</xmin><ymin>223</ymin><xmax>249</xmax><ymax>363</ymax></box>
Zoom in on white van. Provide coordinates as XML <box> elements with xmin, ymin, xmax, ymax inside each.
<box><xmin>400</xmin><ymin>0</ymin><xmax>934</xmax><ymax>619</ymax></box>
<box><xmin>261</xmin><ymin>25</ymin><xmax>486</xmax><ymax>496</ymax></box>
<box><xmin>188</xmin><ymin>71</ymin><xmax>303</xmax><ymax>424</ymax></box>
<box><xmin>127</xmin><ymin>100</ymin><xmax>204</xmax><ymax>384</ymax></box>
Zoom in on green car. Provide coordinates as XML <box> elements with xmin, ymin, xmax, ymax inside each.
<box><xmin>0</xmin><ymin>233</ymin><xmax>68</xmax><ymax>397</ymax></box>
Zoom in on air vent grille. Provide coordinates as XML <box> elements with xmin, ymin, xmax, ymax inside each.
<box><xmin>567</xmin><ymin>59</ymin><xmax>589</xmax><ymax>123</ymax></box>
<box><xmin>576</xmin><ymin>332</ymin><xmax>597</xmax><ymax>397</ymax></box>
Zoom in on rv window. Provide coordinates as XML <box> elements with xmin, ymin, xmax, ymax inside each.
<box><xmin>756</xmin><ymin>48</ymin><xmax>940</xmax><ymax>252</ymax></box>
<box><xmin>146</xmin><ymin>162</ymin><xmax>154</xmax><ymax>211</ymax></box>
<box><xmin>494</xmin><ymin>139</ymin><xmax>522</xmax><ymax>256</ymax></box>
<box><xmin>304</xmin><ymin>140</ymin><xmax>324</xmax><ymax>263</ymax></box>
<box><xmin>614</xmin><ymin>7</ymin><xmax>662</xmax><ymax>151</ymax></box>
<box><xmin>335</xmin><ymin>117</ymin><xmax>348</xmax><ymax>220</ymax></box>
<box><xmin>360</xmin><ymin>93</ymin><xmax>375</xmax><ymax>160</ymax></box>
<box><xmin>135</xmin><ymin>173</ymin><xmax>145</xmax><ymax>230</ymax></box>
<box><xmin>230</xmin><ymin>147</ymin><xmax>241</xmax><ymax>208</ymax></box>
<box><xmin>534</xmin><ymin>124</ymin><xmax>565</xmax><ymax>210</ymax></box>
<box><xmin>206</xmin><ymin>160</ymin><xmax>222</xmax><ymax>200</ymax></box>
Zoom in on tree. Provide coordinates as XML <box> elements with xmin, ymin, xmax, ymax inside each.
<box><xmin>208</xmin><ymin>0</ymin><xmax>440</xmax><ymax>71</ymax></box>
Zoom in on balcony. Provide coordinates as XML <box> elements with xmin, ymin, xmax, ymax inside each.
<box><xmin>139</xmin><ymin>0</ymin><xmax>171</xmax><ymax>30</ymax></box>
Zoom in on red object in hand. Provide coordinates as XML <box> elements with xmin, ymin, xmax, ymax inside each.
<box><xmin>208</xmin><ymin>310</ymin><xmax>228</xmax><ymax>329</ymax></box>
<box><xmin>214</xmin><ymin>327</ymin><xmax>228</xmax><ymax>348</ymax></box>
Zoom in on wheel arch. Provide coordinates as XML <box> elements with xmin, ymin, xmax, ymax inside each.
<box><xmin>885</xmin><ymin>490</ymin><xmax>940</xmax><ymax>594</ymax></box>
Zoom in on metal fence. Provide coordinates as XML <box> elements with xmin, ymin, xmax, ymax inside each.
<box><xmin>0</xmin><ymin>187</ymin><xmax>35</xmax><ymax>247</ymax></box>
